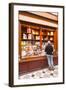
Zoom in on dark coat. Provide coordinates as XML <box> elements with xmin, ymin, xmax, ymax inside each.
<box><xmin>45</xmin><ymin>44</ymin><xmax>53</xmax><ymax>55</ymax></box>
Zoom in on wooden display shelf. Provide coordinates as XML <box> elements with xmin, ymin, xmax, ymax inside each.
<box><xmin>21</xmin><ymin>25</ymin><xmax>55</xmax><ymax>46</ymax></box>
<box><xmin>19</xmin><ymin>55</ymin><xmax>46</xmax><ymax>62</ymax></box>
<box><xmin>22</xmin><ymin>39</ymin><xmax>40</xmax><ymax>41</ymax></box>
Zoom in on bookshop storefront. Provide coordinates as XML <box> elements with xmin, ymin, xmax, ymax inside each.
<box><xmin>18</xmin><ymin>11</ymin><xmax>58</xmax><ymax>75</ymax></box>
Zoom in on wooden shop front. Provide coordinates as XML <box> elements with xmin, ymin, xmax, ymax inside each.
<box><xmin>18</xmin><ymin>12</ymin><xmax>58</xmax><ymax>75</ymax></box>
<box><xmin>19</xmin><ymin>55</ymin><xmax>58</xmax><ymax>75</ymax></box>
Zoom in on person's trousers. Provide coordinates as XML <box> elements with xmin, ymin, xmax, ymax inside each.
<box><xmin>47</xmin><ymin>55</ymin><xmax>54</xmax><ymax>67</ymax></box>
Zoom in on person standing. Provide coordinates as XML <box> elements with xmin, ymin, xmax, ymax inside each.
<box><xmin>45</xmin><ymin>41</ymin><xmax>54</xmax><ymax>70</ymax></box>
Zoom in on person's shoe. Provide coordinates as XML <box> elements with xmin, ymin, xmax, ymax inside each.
<box><xmin>48</xmin><ymin>66</ymin><xmax>54</xmax><ymax>71</ymax></box>
<box><xmin>51</xmin><ymin>66</ymin><xmax>55</xmax><ymax>71</ymax></box>
<box><xmin>48</xmin><ymin>67</ymin><xmax>52</xmax><ymax>70</ymax></box>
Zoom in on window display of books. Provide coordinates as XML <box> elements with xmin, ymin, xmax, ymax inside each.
<box><xmin>35</xmin><ymin>31</ymin><xmax>39</xmax><ymax>35</ymax></box>
<box><xmin>32</xmin><ymin>30</ymin><xmax>35</xmax><ymax>34</ymax></box>
<box><xmin>47</xmin><ymin>32</ymin><xmax>50</xmax><ymax>35</ymax></box>
<box><xmin>21</xmin><ymin>44</ymin><xmax>46</xmax><ymax>58</ymax></box>
<box><xmin>35</xmin><ymin>42</ymin><xmax>40</xmax><ymax>45</ymax></box>
<box><xmin>32</xmin><ymin>30</ymin><xmax>39</xmax><ymax>35</ymax></box>
<box><xmin>36</xmin><ymin>36</ymin><xmax>40</xmax><ymax>40</ymax></box>
<box><xmin>44</xmin><ymin>37</ymin><xmax>48</xmax><ymax>41</ymax></box>
<box><xmin>28</xmin><ymin>34</ymin><xmax>32</xmax><ymax>39</ymax></box>
<box><xmin>47</xmin><ymin>31</ymin><xmax>54</xmax><ymax>36</ymax></box>
<box><xmin>27</xmin><ymin>27</ymin><xmax>31</xmax><ymax>33</ymax></box>
<box><xmin>50</xmin><ymin>32</ymin><xmax>54</xmax><ymax>36</ymax></box>
<box><xmin>21</xmin><ymin>25</ymin><xmax>54</xmax><ymax>59</ymax></box>
<box><xmin>50</xmin><ymin>37</ymin><xmax>53</xmax><ymax>41</ymax></box>
<box><xmin>23</xmin><ymin>34</ymin><xmax>27</xmax><ymax>39</ymax></box>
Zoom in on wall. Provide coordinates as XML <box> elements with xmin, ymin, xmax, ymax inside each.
<box><xmin>0</xmin><ymin>0</ymin><xmax>66</xmax><ymax>90</ymax></box>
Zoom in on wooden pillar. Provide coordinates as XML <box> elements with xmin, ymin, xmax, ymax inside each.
<box><xmin>40</xmin><ymin>28</ymin><xmax>42</xmax><ymax>49</ymax></box>
<box><xmin>19</xmin><ymin>21</ymin><xmax>22</xmax><ymax>60</ymax></box>
<box><xmin>54</xmin><ymin>29</ymin><xmax>58</xmax><ymax>54</ymax></box>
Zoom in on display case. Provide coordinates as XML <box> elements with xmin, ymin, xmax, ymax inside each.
<box><xmin>19</xmin><ymin>24</ymin><xmax>55</xmax><ymax>60</ymax></box>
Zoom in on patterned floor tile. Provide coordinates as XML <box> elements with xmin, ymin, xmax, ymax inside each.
<box><xmin>19</xmin><ymin>65</ymin><xmax>58</xmax><ymax>79</ymax></box>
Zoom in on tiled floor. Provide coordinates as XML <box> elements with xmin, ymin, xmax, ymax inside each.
<box><xmin>19</xmin><ymin>65</ymin><xmax>58</xmax><ymax>79</ymax></box>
